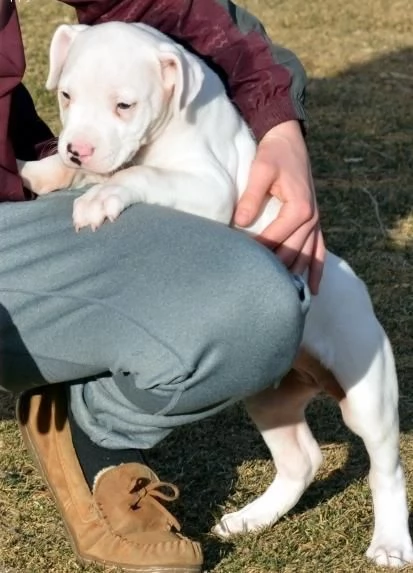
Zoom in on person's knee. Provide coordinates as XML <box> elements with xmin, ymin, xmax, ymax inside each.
<box><xmin>175</xmin><ymin>239</ymin><xmax>309</xmax><ymax>405</ymax></box>
<box><xmin>222</xmin><ymin>241</ymin><xmax>307</xmax><ymax>372</ymax></box>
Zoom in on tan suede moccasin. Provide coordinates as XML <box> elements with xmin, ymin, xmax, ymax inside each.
<box><xmin>16</xmin><ymin>387</ymin><xmax>203</xmax><ymax>573</ymax></box>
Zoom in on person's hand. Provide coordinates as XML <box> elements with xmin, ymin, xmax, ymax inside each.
<box><xmin>234</xmin><ymin>120</ymin><xmax>325</xmax><ymax>295</ymax></box>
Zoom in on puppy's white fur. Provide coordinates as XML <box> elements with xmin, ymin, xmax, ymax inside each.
<box><xmin>18</xmin><ymin>22</ymin><xmax>413</xmax><ymax>567</ymax></box>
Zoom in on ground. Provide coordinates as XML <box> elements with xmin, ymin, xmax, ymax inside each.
<box><xmin>0</xmin><ymin>0</ymin><xmax>412</xmax><ymax>571</ymax></box>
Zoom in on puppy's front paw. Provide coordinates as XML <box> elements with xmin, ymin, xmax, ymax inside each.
<box><xmin>17</xmin><ymin>159</ymin><xmax>49</xmax><ymax>194</ymax></box>
<box><xmin>17</xmin><ymin>155</ymin><xmax>75</xmax><ymax>194</ymax></box>
<box><xmin>72</xmin><ymin>183</ymin><xmax>126</xmax><ymax>231</ymax></box>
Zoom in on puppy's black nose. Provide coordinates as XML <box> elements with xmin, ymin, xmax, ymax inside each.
<box><xmin>67</xmin><ymin>142</ymin><xmax>83</xmax><ymax>166</ymax></box>
<box><xmin>67</xmin><ymin>142</ymin><xmax>80</xmax><ymax>157</ymax></box>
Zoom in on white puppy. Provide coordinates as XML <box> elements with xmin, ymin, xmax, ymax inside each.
<box><xmin>18</xmin><ymin>22</ymin><xmax>413</xmax><ymax>568</ymax></box>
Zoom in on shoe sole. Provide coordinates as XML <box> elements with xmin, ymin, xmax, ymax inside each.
<box><xmin>17</xmin><ymin>395</ymin><xmax>202</xmax><ymax>573</ymax></box>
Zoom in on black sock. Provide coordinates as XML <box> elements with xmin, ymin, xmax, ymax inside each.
<box><xmin>66</xmin><ymin>390</ymin><xmax>147</xmax><ymax>490</ymax></box>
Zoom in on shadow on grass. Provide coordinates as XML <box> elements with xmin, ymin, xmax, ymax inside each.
<box><xmin>308</xmin><ymin>47</ymin><xmax>412</xmax><ymax>240</ymax></box>
<box><xmin>0</xmin><ymin>48</ymin><xmax>412</xmax><ymax>570</ymax></box>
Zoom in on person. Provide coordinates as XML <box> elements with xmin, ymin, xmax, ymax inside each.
<box><xmin>0</xmin><ymin>1</ymin><xmax>326</xmax><ymax>571</ymax></box>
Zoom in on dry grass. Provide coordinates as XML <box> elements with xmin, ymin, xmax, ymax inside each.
<box><xmin>1</xmin><ymin>0</ymin><xmax>412</xmax><ymax>571</ymax></box>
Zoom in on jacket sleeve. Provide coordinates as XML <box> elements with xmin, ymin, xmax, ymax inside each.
<box><xmin>0</xmin><ymin>2</ymin><xmax>26</xmax><ymax>200</ymax></box>
<box><xmin>0</xmin><ymin>4</ymin><xmax>54</xmax><ymax>202</ymax></box>
<box><xmin>63</xmin><ymin>0</ymin><xmax>307</xmax><ymax>141</ymax></box>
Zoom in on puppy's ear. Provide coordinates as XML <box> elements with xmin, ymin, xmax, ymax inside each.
<box><xmin>158</xmin><ymin>43</ymin><xmax>204</xmax><ymax>113</ymax></box>
<box><xmin>46</xmin><ymin>24</ymin><xmax>89</xmax><ymax>90</ymax></box>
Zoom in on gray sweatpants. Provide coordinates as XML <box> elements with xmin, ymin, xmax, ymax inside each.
<box><xmin>0</xmin><ymin>191</ymin><xmax>309</xmax><ymax>449</ymax></box>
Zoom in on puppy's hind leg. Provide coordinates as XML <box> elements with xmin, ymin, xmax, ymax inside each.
<box><xmin>212</xmin><ymin>362</ymin><xmax>323</xmax><ymax>538</ymax></box>
<box><xmin>305</xmin><ymin>255</ymin><xmax>413</xmax><ymax>568</ymax></box>
<box><xmin>336</xmin><ymin>327</ymin><xmax>413</xmax><ymax>568</ymax></box>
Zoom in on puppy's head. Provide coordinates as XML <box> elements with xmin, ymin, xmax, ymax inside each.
<box><xmin>46</xmin><ymin>22</ymin><xmax>204</xmax><ymax>174</ymax></box>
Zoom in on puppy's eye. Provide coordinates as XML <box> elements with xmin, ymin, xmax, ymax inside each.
<box><xmin>117</xmin><ymin>102</ymin><xmax>135</xmax><ymax>111</ymax></box>
<box><xmin>61</xmin><ymin>91</ymin><xmax>71</xmax><ymax>101</ymax></box>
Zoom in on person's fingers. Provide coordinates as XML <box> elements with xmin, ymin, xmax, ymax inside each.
<box><xmin>255</xmin><ymin>199</ymin><xmax>314</xmax><ymax>251</ymax></box>
<box><xmin>290</xmin><ymin>232</ymin><xmax>315</xmax><ymax>276</ymax></box>
<box><xmin>307</xmin><ymin>228</ymin><xmax>326</xmax><ymax>295</ymax></box>
<box><xmin>234</xmin><ymin>157</ymin><xmax>276</xmax><ymax>227</ymax></box>
<box><xmin>273</xmin><ymin>224</ymin><xmax>313</xmax><ymax>268</ymax></box>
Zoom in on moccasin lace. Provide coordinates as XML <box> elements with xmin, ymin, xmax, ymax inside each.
<box><xmin>129</xmin><ymin>477</ymin><xmax>181</xmax><ymax>531</ymax></box>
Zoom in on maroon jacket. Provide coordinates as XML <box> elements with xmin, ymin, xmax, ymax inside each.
<box><xmin>0</xmin><ymin>0</ymin><xmax>307</xmax><ymax>202</ymax></box>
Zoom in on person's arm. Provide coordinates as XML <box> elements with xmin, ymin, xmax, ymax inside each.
<box><xmin>62</xmin><ymin>0</ymin><xmax>307</xmax><ymax>142</ymax></box>
<box><xmin>0</xmin><ymin>1</ymin><xmax>26</xmax><ymax>201</ymax></box>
